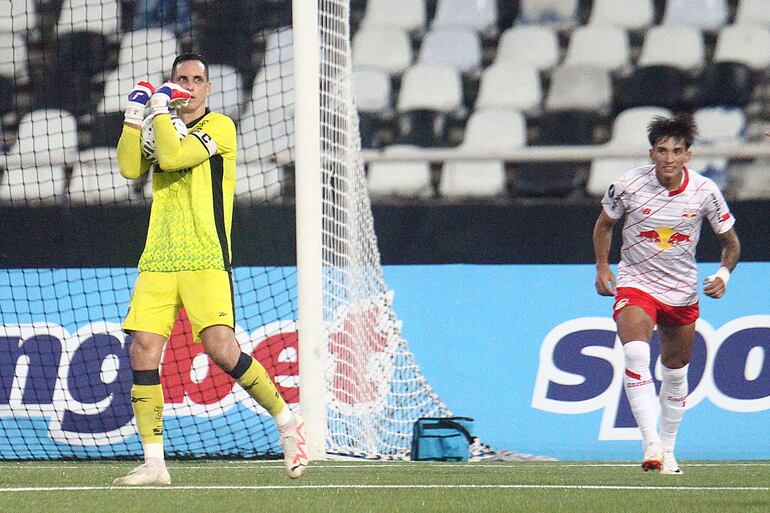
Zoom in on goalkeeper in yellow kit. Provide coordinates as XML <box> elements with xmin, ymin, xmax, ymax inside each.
<box><xmin>114</xmin><ymin>53</ymin><xmax>307</xmax><ymax>485</ymax></box>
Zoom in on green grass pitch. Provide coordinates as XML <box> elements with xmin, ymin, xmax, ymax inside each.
<box><xmin>1</xmin><ymin>460</ymin><xmax>769</xmax><ymax>513</ymax></box>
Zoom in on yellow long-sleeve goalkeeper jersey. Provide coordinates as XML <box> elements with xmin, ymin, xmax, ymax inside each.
<box><xmin>117</xmin><ymin>109</ymin><xmax>237</xmax><ymax>272</ymax></box>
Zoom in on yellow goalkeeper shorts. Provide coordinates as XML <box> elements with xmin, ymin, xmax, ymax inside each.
<box><xmin>123</xmin><ymin>270</ymin><xmax>235</xmax><ymax>343</ymax></box>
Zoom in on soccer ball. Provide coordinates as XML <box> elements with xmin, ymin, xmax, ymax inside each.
<box><xmin>140</xmin><ymin>115</ymin><xmax>188</xmax><ymax>163</ymax></box>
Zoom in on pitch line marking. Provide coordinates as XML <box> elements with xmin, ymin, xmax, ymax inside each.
<box><xmin>2</xmin><ymin>484</ymin><xmax>770</xmax><ymax>493</ymax></box>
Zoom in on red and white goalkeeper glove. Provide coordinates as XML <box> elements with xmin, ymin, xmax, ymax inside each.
<box><xmin>124</xmin><ymin>81</ymin><xmax>155</xmax><ymax>126</ymax></box>
<box><xmin>147</xmin><ymin>81</ymin><xmax>192</xmax><ymax>117</ymax></box>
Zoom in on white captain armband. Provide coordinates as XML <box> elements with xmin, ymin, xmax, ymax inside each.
<box><xmin>192</xmin><ymin>131</ymin><xmax>218</xmax><ymax>156</ymax></box>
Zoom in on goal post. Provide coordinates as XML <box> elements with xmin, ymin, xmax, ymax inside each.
<box><xmin>293</xmin><ymin>0</ymin><xmax>326</xmax><ymax>460</ymax></box>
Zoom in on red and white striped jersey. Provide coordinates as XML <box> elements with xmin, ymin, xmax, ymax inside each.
<box><xmin>601</xmin><ymin>165</ymin><xmax>735</xmax><ymax>306</ymax></box>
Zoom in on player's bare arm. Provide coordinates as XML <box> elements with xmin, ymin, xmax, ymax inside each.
<box><xmin>703</xmin><ymin>228</ymin><xmax>741</xmax><ymax>299</ymax></box>
<box><xmin>593</xmin><ymin>209</ymin><xmax>618</xmax><ymax>296</ymax></box>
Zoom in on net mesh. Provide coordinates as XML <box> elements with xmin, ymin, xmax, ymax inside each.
<box><xmin>0</xmin><ymin>0</ymin><xmax>448</xmax><ymax>460</ymax></box>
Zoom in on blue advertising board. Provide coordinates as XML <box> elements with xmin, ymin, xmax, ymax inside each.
<box><xmin>383</xmin><ymin>262</ymin><xmax>770</xmax><ymax>460</ymax></box>
<box><xmin>1</xmin><ymin>263</ymin><xmax>768</xmax><ymax>460</ymax></box>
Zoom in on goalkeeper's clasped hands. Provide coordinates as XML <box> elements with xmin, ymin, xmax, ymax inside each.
<box><xmin>124</xmin><ymin>81</ymin><xmax>192</xmax><ymax>127</ymax></box>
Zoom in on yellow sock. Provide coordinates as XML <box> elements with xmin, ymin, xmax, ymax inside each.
<box><xmin>231</xmin><ymin>354</ymin><xmax>286</xmax><ymax>416</ymax></box>
<box><xmin>131</xmin><ymin>383</ymin><xmax>164</xmax><ymax>447</ymax></box>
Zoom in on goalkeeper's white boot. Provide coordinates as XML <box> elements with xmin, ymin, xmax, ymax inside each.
<box><xmin>661</xmin><ymin>450</ymin><xmax>683</xmax><ymax>475</ymax></box>
<box><xmin>113</xmin><ymin>459</ymin><xmax>171</xmax><ymax>486</ymax></box>
<box><xmin>641</xmin><ymin>441</ymin><xmax>663</xmax><ymax>472</ymax></box>
<box><xmin>279</xmin><ymin>414</ymin><xmax>308</xmax><ymax>479</ymax></box>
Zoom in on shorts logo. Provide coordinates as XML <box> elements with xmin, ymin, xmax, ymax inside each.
<box><xmin>614</xmin><ymin>298</ymin><xmax>629</xmax><ymax>311</ymax></box>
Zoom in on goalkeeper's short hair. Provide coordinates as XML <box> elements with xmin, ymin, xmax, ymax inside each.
<box><xmin>171</xmin><ymin>53</ymin><xmax>209</xmax><ymax>80</ymax></box>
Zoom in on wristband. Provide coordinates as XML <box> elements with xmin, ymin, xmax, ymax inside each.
<box><xmin>707</xmin><ymin>266</ymin><xmax>730</xmax><ymax>285</ymax></box>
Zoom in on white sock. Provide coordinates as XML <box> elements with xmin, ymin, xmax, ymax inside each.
<box><xmin>623</xmin><ymin>341</ymin><xmax>660</xmax><ymax>445</ymax></box>
<box><xmin>659</xmin><ymin>364</ymin><xmax>688</xmax><ymax>451</ymax></box>
<box><xmin>143</xmin><ymin>442</ymin><xmax>164</xmax><ymax>462</ymax></box>
<box><xmin>273</xmin><ymin>404</ymin><xmax>294</xmax><ymax>428</ymax></box>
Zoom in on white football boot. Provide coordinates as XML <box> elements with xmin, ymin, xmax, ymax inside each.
<box><xmin>661</xmin><ymin>449</ymin><xmax>683</xmax><ymax>475</ymax></box>
<box><xmin>279</xmin><ymin>414</ymin><xmax>308</xmax><ymax>479</ymax></box>
<box><xmin>641</xmin><ymin>441</ymin><xmax>663</xmax><ymax>472</ymax></box>
<box><xmin>113</xmin><ymin>460</ymin><xmax>171</xmax><ymax>486</ymax></box>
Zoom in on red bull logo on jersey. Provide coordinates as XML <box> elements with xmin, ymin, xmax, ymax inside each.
<box><xmin>532</xmin><ymin>316</ymin><xmax>770</xmax><ymax>440</ymax></box>
<box><xmin>637</xmin><ymin>227</ymin><xmax>693</xmax><ymax>249</ymax></box>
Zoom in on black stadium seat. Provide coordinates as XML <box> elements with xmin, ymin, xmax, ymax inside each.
<box><xmin>695</xmin><ymin>62</ymin><xmax>754</xmax><ymax>108</ymax></box>
<box><xmin>616</xmin><ymin>64</ymin><xmax>688</xmax><ymax>112</ymax></box>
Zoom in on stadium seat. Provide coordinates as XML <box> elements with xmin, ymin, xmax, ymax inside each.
<box><xmin>207</xmin><ymin>63</ymin><xmax>243</xmax><ymax>120</ymax></box>
<box><xmin>87</xmin><ymin>111</ymin><xmax>125</xmax><ymax>148</ymax></box>
<box><xmin>431</xmin><ymin>0</ymin><xmax>498</xmax><ymax>33</ymax></box>
<box><xmin>366</xmin><ymin>146</ymin><xmax>433</xmax><ymax>198</ymax></box>
<box><xmin>0</xmin><ymin>33</ymin><xmax>29</xmax><ymax>83</ymax></box>
<box><xmin>0</xmin><ymin>75</ymin><xmax>15</xmax><ymax>115</ymax></box>
<box><xmin>69</xmin><ymin>147</ymin><xmax>148</xmax><ymax>205</ymax></box>
<box><xmin>713</xmin><ymin>24</ymin><xmax>770</xmax><ymax>70</ymax></box>
<box><xmin>1</xmin><ymin>110</ymin><xmax>77</xmax><ymax>205</ymax></box>
<box><xmin>616</xmin><ymin>65</ymin><xmax>687</xmax><ymax>112</ymax></box>
<box><xmin>586</xmin><ymin>106</ymin><xmax>672</xmax><ymax>195</ymax></box>
<box><xmin>732</xmin><ymin>159</ymin><xmax>770</xmax><ymax>199</ymax></box>
<box><xmin>353</xmin><ymin>68</ymin><xmax>394</xmax><ymax>148</ymax></box>
<box><xmin>361</xmin><ymin>0</ymin><xmax>427</xmax><ymax>32</ymax></box>
<box><xmin>234</xmin><ymin>161</ymin><xmax>283</xmax><ymax>204</ymax></box>
<box><xmin>114</xmin><ymin>28</ymin><xmax>179</xmax><ymax>78</ymax></box>
<box><xmin>474</xmin><ymin>62</ymin><xmax>542</xmax><ymax>115</ymax></box>
<box><xmin>56</xmin><ymin>0</ymin><xmax>121</xmax><ymax>38</ymax></box>
<box><xmin>196</xmin><ymin>0</ymin><xmax>263</xmax><ymax>76</ymax></box>
<box><xmin>608</xmin><ymin>106</ymin><xmax>673</xmax><ymax>146</ymax></box>
<box><xmin>688</xmin><ymin>107</ymin><xmax>747</xmax><ymax>188</ymax></box>
<box><xmin>0</xmin><ymin>0</ymin><xmax>37</xmax><ymax>36</ymax></box>
<box><xmin>587</xmin><ymin>0</ymin><xmax>654</xmax><ymax>30</ymax></box>
<box><xmin>661</xmin><ymin>0</ymin><xmax>728</xmax><ymax>30</ymax></box>
<box><xmin>3</xmin><ymin>109</ymin><xmax>79</xmax><ymax>168</ymax></box>
<box><xmin>563</xmin><ymin>25</ymin><xmax>630</xmax><ymax>72</ymax></box>
<box><xmin>438</xmin><ymin>107</ymin><xmax>526</xmax><ymax>198</ymax></box>
<box><xmin>694</xmin><ymin>62</ymin><xmax>754</xmax><ymax>107</ymax></box>
<box><xmin>396</xmin><ymin>63</ymin><xmax>463</xmax><ymax>113</ymax></box>
<box><xmin>37</xmin><ymin>30</ymin><xmax>112</xmax><ymax>114</ymax></box>
<box><xmin>545</xmin><ymin>65</ymin><xmax>612</xmax><ymax>113</ymax></box>
<box><xmin>352</xmin><ymin>26</ymin><xmax>413</xmax><ymax>75</ymax></box>
<box><xmin>239</xmin><ymin>27</ymin><xmax>295</xmax><ymax>164</ymax></box>
<box><xmin>517</xmin><ymin>0</ymin><xmax>580</xmax><ymax>29</ymax></box>
<box><xmin>418</xmin><ymin>26</ymin><xmax>482</xmax><ymax>74</ymax></box>
<box><xmin>637</xmin><ymin>26</ymin><xmax>705</xmax><ymax>71</ymax></box>
<box><xmin>353</xmin><ymin>68</ymin><xmax>392</xmax><ymax>113</ymax></box>
<box><xmin>735</xmin><ymin>0</ymin><xmax>770</xmax><ymax>26</ymax></box>
<box><xmin>495</xmin><ymin>25</ymin><xmax>560</xmax><ymax>72</ymax></box>
<box><xmin>513</xmin><ymin>109</ymin><xmax>597</xmax><ymax>197</ymax></box>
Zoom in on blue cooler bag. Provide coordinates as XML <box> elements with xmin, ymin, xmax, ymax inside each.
<box><xmin>410</xmin><ymin>417</ymin><xmax>475</xmax><ymax>462</ymax></box>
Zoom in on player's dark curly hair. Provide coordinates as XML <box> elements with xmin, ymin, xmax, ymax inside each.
<box><xmin>171</xmin><ymin>53</ymin><xmax>209</xmax><ymax>80</ymax></box>
<box><xmin>647</xmin><ymin>114</ymin><xmax>698</xmax><ymax>149</ymax></box>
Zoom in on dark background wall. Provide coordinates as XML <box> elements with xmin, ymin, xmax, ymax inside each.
<box><xmin>1</xmin><ymin>200</ymin><xmax>767</xmax><ymax>268</ymax></box>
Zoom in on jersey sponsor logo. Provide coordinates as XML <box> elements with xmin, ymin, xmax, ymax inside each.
<box><xmin>681</xmin><ymin>209</ymin><xmax>698</xmax><ymax>220</ymax></box>
<box><xmin>637</xmin><ymin>227</ymin><xmax>692</xmax><ymax>249</ymax></box>
<box><xmin>532</xmin><ymin>316</ymin><xmax>770</xmax><ymax>440</ymax></box>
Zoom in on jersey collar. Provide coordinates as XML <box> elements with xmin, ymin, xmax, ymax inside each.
<box><xmin>667</xmin><ymin>167</ymin><xmax>690</xmax><ymax>197</ymax></box>
<box><xmin>186</xmin><ymin>108</ymin><xmax>210</xmax><ymax>129</ymax></box>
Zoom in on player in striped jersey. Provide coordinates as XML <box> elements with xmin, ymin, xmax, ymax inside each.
<box><xmin>592</xmin><ymin>114</ymin><xmax>740</xmax><ymax>475</ymax></box>
<box><xmin>114</xmin><ymin>54</ymin><xmax>307</xmax><ymax>485</ymax></box>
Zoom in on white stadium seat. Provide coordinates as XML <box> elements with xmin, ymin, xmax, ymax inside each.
<box><xmin>495</xmin><ymin>25</ymin><xmax>560</xmax><ymax>71</ymax></box>
<box><xmin>353</xmin><ymin>26</ymin><xmax>413</xmax><ymax>75</ymax></box>
<box><xmin>588</xmin><ymin>0</ymin><xmax>654</xmax><ymax>29</ymax></box>
<box><xmin>474</xmin><ymin>62</ymin><xmax>542</xmax><ymax>115</ymax></box>
<box><xmin>418</xmin><ymin>26</ymin><xmax>482</xmax><ymax>74</ymax></box>
<box><xmin>563</xmin><ymin>25</ymin><xmax>630</xmax><ymax>72</ymax></box>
